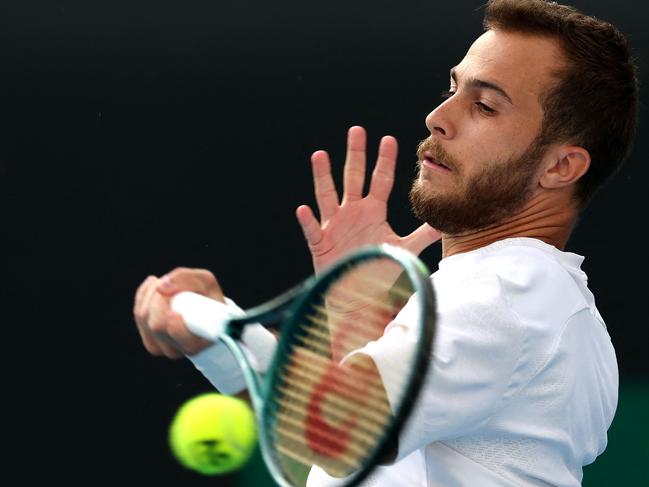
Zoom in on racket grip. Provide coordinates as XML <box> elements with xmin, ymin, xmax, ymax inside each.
<box><xmin>171</xmin><ymin>292</ymin><xmax>277</xmax><ymax>395</ymax></box>
<box><xmin>170</xmin><ymin>291</ymin><xmax>233</xmax><ymax>341</ymax></box>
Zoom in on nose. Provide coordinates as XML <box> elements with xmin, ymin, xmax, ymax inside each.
<box><xmin>425</xmin><ymin>99</ymin><xmax>456</xmax><ymax>140</ymax></box>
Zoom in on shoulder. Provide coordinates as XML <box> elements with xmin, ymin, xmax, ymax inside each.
<box><xmin>475</xmin><ymin>241</ymin><xmax>591</xmax><ymax>323</ymax></box>
<box><xmin>435</xmin><ymin>239</ymin><xmax>590</xmax><ymax>320</ymax></box>
<box><xmin>430</xmin><ymin>239</ymin><xmax>594</xmax><ymax>382</ymax></box>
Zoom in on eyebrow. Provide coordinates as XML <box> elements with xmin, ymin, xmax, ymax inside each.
<box><xmin>450</xmin><ymin>68</ymin><xmax>514</xmax><ymax>105</ymax></box>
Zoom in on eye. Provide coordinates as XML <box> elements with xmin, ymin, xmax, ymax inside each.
<box><xmin>475</xmin><ymin>102</ymin><xmax>496</xmax><ymax>115</ymax></box>
<box><xmin>440</xmin><ymin>90</ymin><xmax>497</xmax><ymax>115</ymax></box>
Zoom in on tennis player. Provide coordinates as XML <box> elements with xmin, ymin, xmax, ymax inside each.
<box><xmin>134</xmin><ymin>1</ymin><xmax>639</xmax><ymax>485</ymax></box>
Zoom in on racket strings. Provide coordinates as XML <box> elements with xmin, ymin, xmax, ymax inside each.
<box><xmin>309</xmin><ymin>305</ymin><xmax>392</xmax><ymax>335</ymax></box>
<box><xmin>267</xmin><ymin>259</ymin><xmax>419</xmax><ymax>482</ymax></box>
<box><xmin>304</xmin><ymin>310</ymin><xmax>385</xmax><ymax>358</ymax></box>
<box><xmin>274</xmin><ymin>443</ymin><xmax>359</xmax><ymax>476</ymax></box>
<box><xmin>273</xmin><ymin>392</ymin><xmax>386</xmax><ymax>441</ymax></box>
<box><xmin>272</xmin><ymin>351</ymin><xmax>387</xmax><ymax>475</ymax></box>
<box><xmin>274</xmin><ymin>410</ymin><xmax>376</xmax><ymax>457</ymax></box>
<box><xmin>277</xmin><ymin>361</ymin><xmax>392</xmax><ymax>421</ymax></box>
<box><xmin>324</xmin><ymin>266</ymin><xmax>414</xmax><ymax>309</ymax></box>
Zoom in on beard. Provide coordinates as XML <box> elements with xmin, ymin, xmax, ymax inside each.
<box><xmin>409</xmin><ymin>137</ymin><xmax>546</xmax><ymax>235</ymax></box>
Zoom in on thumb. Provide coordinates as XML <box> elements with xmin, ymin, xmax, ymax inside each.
<box><xmin>156</xmin><ymin>267</ymin><xmax>225</xmax><ymax>302</ymax></box>
<box><xmin>401</xmin><ymin>223</ymin><xmax>442</xmax><ymax>256</ymax></box>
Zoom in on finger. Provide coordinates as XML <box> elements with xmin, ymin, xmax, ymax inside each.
<box><xmin>140</xmin><ymin>278</ymin><xmax>161</xmax><ymax>327</ymax></box>
<box><xmin>138</xmin><ymin>326</ymin><xmax>166</xmax><ymax>356</ymax></box>
<box><xmin>311</xmin><ymin>150</ymin><xmax>339</xmax><ymax>221</ymax></box>
<box><xmin>156</xmin><ymin>337</ymin><xmax>185</xmax><ymax>359</ymax></box>
<box><xmin>146</xmin><ymin>293</ymin><xmax>186</xmax><ymax>357</ymax></box>
<box><xmin>296</xmin><ymin>205</ymin><xmax>324</xmax><ymax>246</ymax></box>
<box><xmin>133</xmin><ymin>275</ymin><xmax>157</xmax><ymax>318</ymax></box>
<box><xmin>342</xmin><ymin>126</ymin><xmax>367</xmax><ymax>204</ymax></box>
<box><xmin>401</xmin><ymin>223</ymin><xmax>442</xmax><ymax>256</ymax></box>
<box><xmin>368</xmin><ymin>136</ymin><xmax>398</xmax><ymax>203</ymax></box>
<box><xmin>165</xmin><ymin>311</ymin><xmax>213</xmax><ymax>356</ymax></box>
<box><xmin>157</xmin><ymin>267</ymin><xmax>224</xmax><ymax>301</ymax></box>
<box><xmin>135</xmin><ymin>279</ymin><xmax>167</xmax><ymax>356</ymax></box>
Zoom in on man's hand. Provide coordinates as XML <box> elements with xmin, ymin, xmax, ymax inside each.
<box><xmin>296</xmin><ymin>126</ymin><xmax>441</xmax><ymax>274</ymax></box>
<box><xmin>133</xmin><ymin>268</ymin><xmax>224</xmax><ymax>358</ymax></box>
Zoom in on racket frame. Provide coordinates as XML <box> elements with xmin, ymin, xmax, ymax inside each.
<box><xmin>221</xmin><ymin>244</ymin><xmax>436</xmax><ymax>487</ymax></box>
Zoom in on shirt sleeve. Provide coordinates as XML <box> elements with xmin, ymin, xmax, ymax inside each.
<box><xmin>348</xmin><ymin>272</ymin><xmax>524</xmax><ymax>462</ymax></box>
<box><xmin>187</xmin><ymin>297</ymin><xmax>277</xmax><ymax>394</ymax></box>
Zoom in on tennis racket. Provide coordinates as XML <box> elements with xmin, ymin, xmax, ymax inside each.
<box><xmin>171</xmin><ymin>244</ymin><xmax>436</xmax><ymax>486</ymax></box>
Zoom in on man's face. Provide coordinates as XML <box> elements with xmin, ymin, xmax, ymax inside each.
<box><xmin>410</xmin><ymin>29</ymin><xmax>565</xmax><ymax>234</ymax></box>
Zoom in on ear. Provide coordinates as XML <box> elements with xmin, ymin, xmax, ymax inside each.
<box><xmin>539</xmin><ymin>145</ymin><xmax>591</xmax><ymax>190</ymax></box>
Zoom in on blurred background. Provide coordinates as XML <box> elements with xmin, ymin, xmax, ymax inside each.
<box><xmin>2</xmin><ymin>0</ymin><xmax>647</xmax><ymax>484</ymax></box>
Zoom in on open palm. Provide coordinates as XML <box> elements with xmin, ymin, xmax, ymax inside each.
<box><xmin>296</xmin><ymin>126</ymin><xmax>441</xmax><ymax>274</ymax></box>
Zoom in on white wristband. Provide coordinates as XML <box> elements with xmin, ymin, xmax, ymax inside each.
<box><xmin>185</xmin><ymin>297</ymin><xmax>277</xmax><ymax>395</ymax></box>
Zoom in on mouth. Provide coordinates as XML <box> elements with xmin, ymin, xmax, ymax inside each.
<box><xmin>422</xmin><ymin>152</ymin><xmax>451</xmax><ymax>172</ymax></box>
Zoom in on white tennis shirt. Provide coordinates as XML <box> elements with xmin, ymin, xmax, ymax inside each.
<box><xmin>308</xmin><ymin>238</ymin><xmax>618</xmax><ymax>487</ymax></box>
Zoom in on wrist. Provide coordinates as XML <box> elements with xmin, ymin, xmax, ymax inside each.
<box><xmin>186</xmin><ymin>297</ymin><xmax>277</xmax><ymax>394</ymax></box>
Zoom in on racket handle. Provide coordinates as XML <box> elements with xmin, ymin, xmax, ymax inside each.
<box><xmin>170</xmin><ymin>291</ymin><xmax>234</xmax><ymax>341</ymax></box>
<box><xmin>171</xmin><ymin>292</ymin><xmax>278</xmax><ymax>395</ymax></box>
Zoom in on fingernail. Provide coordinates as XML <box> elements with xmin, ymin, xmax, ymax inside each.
<box><xmin>158</xmin><ymin>275</ymin><xmax>173</xmax><ymax>290</ymax></box>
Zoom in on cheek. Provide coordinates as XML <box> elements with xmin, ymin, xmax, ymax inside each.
<box><xmin>460</xmin><ymin>121</ymin><xmax>536</xmax><ymax>164</ymax></box>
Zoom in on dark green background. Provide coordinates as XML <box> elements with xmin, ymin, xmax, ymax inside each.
<box><xmin>3</xmin><ymin>0</ymin><xmax>647</xmax><ymax>484</ymax></box>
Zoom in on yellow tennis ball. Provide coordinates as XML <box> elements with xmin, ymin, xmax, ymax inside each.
<box><xmin>169</xmin><ymin>393</ymin><xmax>257</xmax><ymax>475</ymax></box>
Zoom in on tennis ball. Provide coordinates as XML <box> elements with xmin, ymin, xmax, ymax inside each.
<box><xmin>169</xmin><ymin>392</ymin><xmax>257</xmax><ymax>475</ymax></box>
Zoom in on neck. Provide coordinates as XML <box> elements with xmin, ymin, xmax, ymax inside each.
<box><xmin>441</xmin><ymin>190</ymin><xmax>578</xmax><ymax>258</ymax></box>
